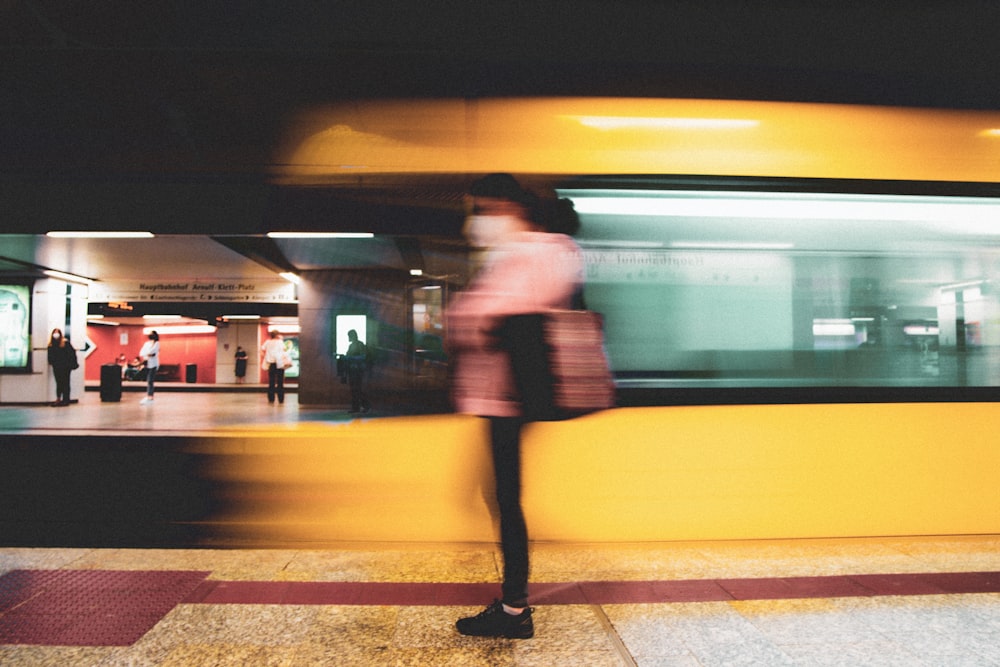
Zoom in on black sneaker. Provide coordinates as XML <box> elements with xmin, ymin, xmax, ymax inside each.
<box><xmin>456</xmin><ymin>600</ymin><xmax>534</xmax><ymax>639</ymax></box>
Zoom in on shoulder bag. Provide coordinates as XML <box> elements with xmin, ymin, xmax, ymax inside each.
<box><xmin>498</xmin><ymin>309</ymin><xmax>615</xmax><ymax>421</ymax></box>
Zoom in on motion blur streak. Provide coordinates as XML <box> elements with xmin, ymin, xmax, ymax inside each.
<box><xmin>187</xmin><ymin>403</ymin><xmax>1000</xmax><ymax>545</ymax></box>
<box><xmin>273</xmin><ymin>98</ymin><xmax>1000</xmax><ymax>184</ymax></box>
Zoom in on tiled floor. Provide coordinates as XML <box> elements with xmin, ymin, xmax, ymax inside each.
<box><xmin>2</xmin><ymin>537</ymin><xmax>1000</xmax><ymax>666</ymax></box>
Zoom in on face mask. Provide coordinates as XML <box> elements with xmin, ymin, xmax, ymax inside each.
<box><xmin>463</xmin><ymin>215</ymin><xmax>522</xmax><ymax>249</ymax></box>
<box><xmin>52</xmin><ymin>333</ymin><xmax>61</xmax><ymax>340</ymax></box>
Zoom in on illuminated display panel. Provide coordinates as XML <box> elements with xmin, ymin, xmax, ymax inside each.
<box><xmin>0</xmin><ymin>283</ymin><xmax>31</xmax><ymax>371</ymax></box>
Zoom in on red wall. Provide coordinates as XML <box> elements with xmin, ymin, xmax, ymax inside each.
<box><xmin>85</xmin><ymin>325</ymin><xmax>218</xmax><ymax>383</ymax></box>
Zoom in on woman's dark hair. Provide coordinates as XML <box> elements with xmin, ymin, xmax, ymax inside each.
<box><xmin>534</xmin><ymin>196</ymin><xmax>581</xmax><ymax>236</ymax></box>
<box><xmin>469</xmin><ymin>173</ymin><xmax>536</xmax><ymax>208</ymax></box>
<box><xmin>149</xmin><ymin>331</ymin><xmax>159</xmax><ymax>341</ymax></box>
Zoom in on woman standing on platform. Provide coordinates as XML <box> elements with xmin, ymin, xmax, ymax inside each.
<box><xmin>139</xmin><ymin>330</ymin><xmax>160</xmax><ymax>405</ymax></box>
<box><xmin>234</xmin><ymin>346</ymin><xmax>248</xmax><ymax>383</ymax></box>
<box><xmin>46</xmin><ymin>328</ymin><xmax>77</xmax><ymax>407</ymax></box>
<box><xmin>447</xmin><ymin>174</ymin><xmax>584</xmax><ymax>639</ymax></box>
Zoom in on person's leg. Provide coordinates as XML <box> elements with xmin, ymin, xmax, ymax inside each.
<box><xmin>276</xmin><ymin>368</ymin><xmax>285</xmax><ymax>403</ymax></box>
<box><xmin>54</xmin><ymin>369</ymin><xmax>69</xmax><ymax>404</ymax></box>
<box><xmin>349</xmin><ymin>370</ymin><xmax>362</xmax><ymax>411</ymax></box>
<box><xmin>490</xmin><ymin>416</ymin><xmax>529</xmax><ymax>608</ymax></box>
<box><xmin>267</xmin><ymin>365</ymin><xmax>276</xmax><ymax>403</ymax></box>
<box><xmin>455</xmin><ymin>415</ymin><xmax>534</xmax><ymax>638</ymax></box>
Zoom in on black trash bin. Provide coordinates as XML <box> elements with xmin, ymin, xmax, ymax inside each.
<box><xmin>185</xmin><ymin>363</ymin><xmax>197</xmax><ymax>383</ymax></box>
<box><xmin>100</xmin><ymin>364</ymin><xmax>122</xmax><ymax>402</ymax></box>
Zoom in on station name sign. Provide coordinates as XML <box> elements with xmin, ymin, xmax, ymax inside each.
<box><xmin>91</xmin><ymin>279</ymin><xmax>296</xmax><ymax>303</ymax></box>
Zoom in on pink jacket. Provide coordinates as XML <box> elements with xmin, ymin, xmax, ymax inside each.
<box><xmin>447</xmin><ymin>231</ymin><xmax>584</xmax><ymax>417</ymax></box>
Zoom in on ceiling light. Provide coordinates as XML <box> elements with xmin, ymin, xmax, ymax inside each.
<box><xmin>561</xmin><ymin>190</ymin><xmax>1000</xmax><ymax>227</ymax></box>
<box><xmin>279</xmin><ymin>272</ymin><xmax>302</xmax><ymax>284</ymax></box>
<box><xmin>46</xmin><ymin>231</ymin><xmax>154</xmax><ymax>238</ymax></box>
<box><xmin>143</xmin><ymin>325</ymin><xmax>216</xmax><ymax>335</ymax></box>
<box><xmin>222</xmin><ymin>315</ymin><xmax>261</xmax><ymax>320</ymax></box>
<box><xmin>670</xmin><ymin>241</ymin><xmax>795</xmax><ymax>250</ymax></box>
<box><xmin>267</xmin><ymin>232</ymin><xmax>374</xmax><ymax>239</ymax></box>
<box><xmin>43</xmin><ymin>269</ymin><xmax>94</xmax><ymax>285</ymax></box>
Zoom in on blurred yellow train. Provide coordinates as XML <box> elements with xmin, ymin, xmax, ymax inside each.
<box><xmin>195</xmin><ymin>98</ymin><xmax>1000</xmax><ymax>545</ymax></box>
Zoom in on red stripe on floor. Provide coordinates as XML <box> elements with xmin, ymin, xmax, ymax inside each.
<box><xmin>3</xmin><ymin>570</ymin><xmax>999</xmax><ymax>646</ymax></box>
<box><xmin>186</xmin><ymin>571</ymin><xmax>1000</xmax><ymax>606</ymax></box>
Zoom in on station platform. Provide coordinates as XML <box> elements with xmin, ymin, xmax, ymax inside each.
<box><xmin>2</xmin><ymin>393</ymin><xmax>1000</xmax><ymax>664</ymax></box>
<box><xmin>1</xmin><ymin>537</ymin><xmax>999</xmax><ymax>665</ymax></box>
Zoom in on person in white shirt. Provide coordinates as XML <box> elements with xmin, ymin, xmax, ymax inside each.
<box><xmin>260</xmin><ymin>330</ymin><xmax>287</xmax><ymax>404</ymax></box>
<box><xmin>139</xmin><ymin>331</ymin><xmax>160</xmax><ymax>404</ymax></box>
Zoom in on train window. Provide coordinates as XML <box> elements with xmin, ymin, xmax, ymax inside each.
<box><xmin>560</xmin><ymin>187</ymin><xmax>1000</xmax><ymax>401</ymax></box>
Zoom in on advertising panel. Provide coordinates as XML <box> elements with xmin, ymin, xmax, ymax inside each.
<box><xmin>0</xmin><ymin>283</ymin><xmax>31</xmax><ymax>370</ymax></box>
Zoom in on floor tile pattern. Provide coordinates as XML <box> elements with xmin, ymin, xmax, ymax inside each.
<box><xmin>0</xmin><ymin>570</ymin><xmax>209</xmax><ymax>646</ymax></box>
<box><xmin>1</xmin><ymin>538</ymin><xmax>999</xmax><ymax>665</ymax></box>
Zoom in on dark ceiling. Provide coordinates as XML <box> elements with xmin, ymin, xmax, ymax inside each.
<box><xmin>5</xmin><ymin>2</ymin><xmax>1000</xmax><ymax>173</ymax></box>
<box><xmin>3</xmin><ymin>1</ymin><xmax>1000</xmax><ymax>237</ymax></box>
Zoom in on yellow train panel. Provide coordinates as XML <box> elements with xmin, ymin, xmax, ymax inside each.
<box><xmin>190</xmin><ymin>403</ymin><xmax>1000</xmax><ymax>545</ymax></box>
<box><xmin>275</xmin><ymin>98</ymin><xmax>1000</xmax><ymax>184</ymax></box>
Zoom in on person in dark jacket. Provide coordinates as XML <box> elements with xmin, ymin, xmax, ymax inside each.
<box><xmin>47</xmin><ymin>328</ymin><xmax>77</xmax><ymax>406</ymax></box>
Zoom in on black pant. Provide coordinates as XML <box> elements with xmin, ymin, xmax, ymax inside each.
<box><xmin>268</xmin><ymin>365</ymin><xmax>285</xmax><ymax>403</ymax></box>
<box><xmin>489</xmin><ymin>416</ymin><xmax>529</xmax><ymax>607</ymax></box>
<box><xmin>348</xmin><ymin>367</ymin><xmax>369</xmax><ymax>412</ymax></box>
<box><xmin>53</xmin><ymin>368</ymin><xmax>71</xmax><ymax>403</ymax></box>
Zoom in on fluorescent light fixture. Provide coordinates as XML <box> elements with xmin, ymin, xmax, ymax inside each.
<box><xmin>279</xmin><ymin>272</ymin><xmax>302</xmax><ymax>284</ymax></box>
<box><xmin>42</xmin><ymin>269</ymin><xmax>93</xmax><ymax>286</ymax></box>
<box><xmin>46</xmin><ymin>231</ymin><xmax>154</xmax><ymax>238</ymax></box>
<box><xmin>409</xmin><ymin>269</ymin><xmax>424</xmax><ymax>276</ymax></box>
<box><xmin>813</xmin><ymin>319</ymin><xmax>856</xmax><ymax>336</ymax></box>
<box><xmin>670</xmin><ymin>241</ymin><xmax>795</xmax><ymax>250</ymax></box>
<box><xmin>143</xmin><ymin>325</ymin><xmax>216</xmax><ymax>335</ymax></box>
<box><xmin>222</xmin><ymin>315</ymin><xmax>261</xmax><ymax>320</ymax></box>
<box><xmin>577</xmin><ymin>240</ymin><xmax>666</xmax><ymax>249</ymax></box>
<box><xmin>267</xmin><ymin>232</ymin><xmax>374</xmax><ymax>239</ymax></box>
<box><xmin>562</xmin><ymin>190</ymin><xmax>1000</xmax><ymax>228</ymax></box>
<box><xmin>142</xmin><ymin>314</ymin><xmax>182</xmax><ymax>320</ymax></box>
<box><xmin>566</xmin><ymin>116</ymin><xmax>759</xmax><ymax>130</ymax></box>
<box><xmin>904</xmin><ymin>325</ymin><xmax>940</xmax><ymax>336</ymax></box>
<box><xmin>940</xmin><ymin>279</ymin><xmax>988</xmax><ymax>291</ymax></box>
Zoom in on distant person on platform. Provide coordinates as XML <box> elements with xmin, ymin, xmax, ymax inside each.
<box><xmin>345</xmin><ymin>329</ymin><xmax>371</xmax><ymax>413</ymax></box>
<box><xmin>261</xmin><ymin>330</ymin><xmax>287</xmax><ymax>404</ymax></box>
<box><xmin>234</xmin><ymin>346</ymin><xmax>248</xmax><ymax>383</ymax></box>
<box><xmin>47</xmin><ymin>328</ymin><xmax>78</xmax><ymax>407</ymax></box>
<box><xmin>139</xmin><ymin>330</ymin><xmax>160</xmax><ymax>405</ymax></box>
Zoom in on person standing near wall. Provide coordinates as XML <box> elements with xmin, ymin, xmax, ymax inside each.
<box><xmin>261</xmin><ymin>330</ymin><xmax>287</xmax><ymax>404</ymax></box>
<box><xmin>46</xmin><ymin>328</ymin><xmax>77</xmax><ymax>406</ymax></box>
<box><xmin>234</xmin><ymin>346</ymin><xmax>248</xmax><ymax>383</ymax></box>
<box><xmin>345</xmin><ymin>329</ymin><xmax>371</xmax><ymax>413</ymax></box>
<box><xmin>139</xmin><ymin>330</ymin><xmax>160</xmax><ymax>405</ymax></box>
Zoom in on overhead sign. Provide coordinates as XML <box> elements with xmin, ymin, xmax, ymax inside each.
<box><xmin>91</xmin><ymin>279</ymin><xmax>296</xmax><ymax>303</ymax></box>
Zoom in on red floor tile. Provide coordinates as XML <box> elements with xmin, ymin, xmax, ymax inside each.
<box><xmin>0</xmin><ymin>570</ymin><xmax>209</xmax><ymax>647</ymax></box>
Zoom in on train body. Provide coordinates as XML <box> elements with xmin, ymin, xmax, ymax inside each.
<box><xmin>6</xmin><ymin>97</ymin><xmax>1000</xmax><ymax>546</ymax></box>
